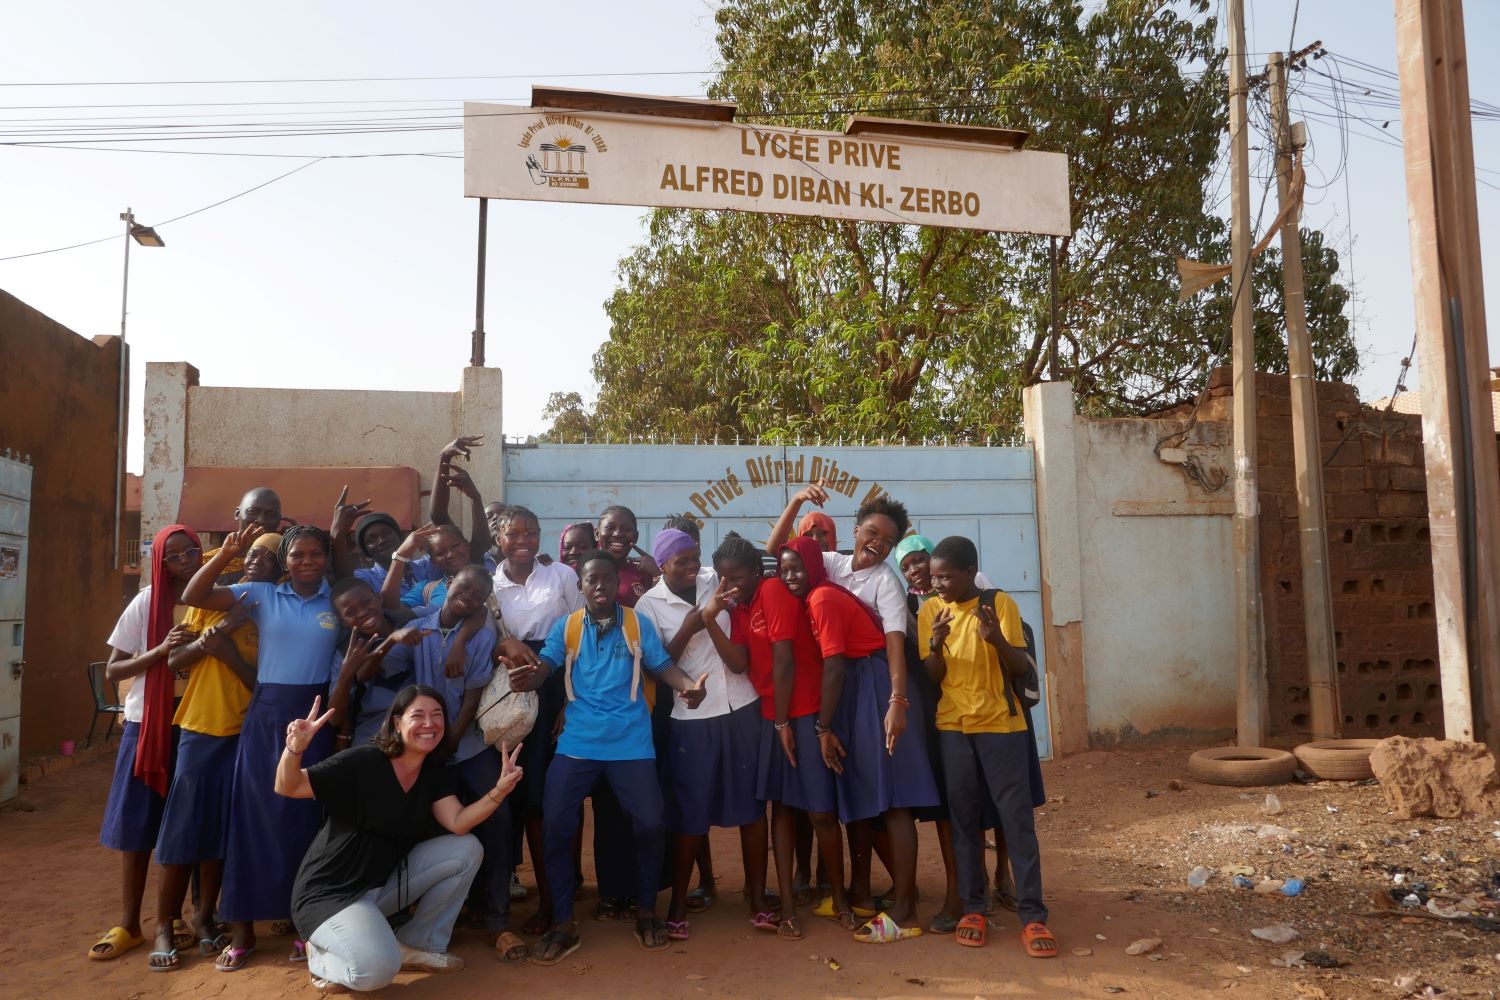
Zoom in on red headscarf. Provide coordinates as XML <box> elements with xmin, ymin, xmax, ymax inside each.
<box><xmin>558</xmin><ymin>522</ymin><xmax>596</xmax><ymax>564</ymax></box>
<box><xmin>781</xmin><ymin>535</ymin><xmax>883</xmax><ymax>631</ymax></box>
<box><xmin>796</xmin><ymin>511</ymin><xmax>838</xmax><ymax>553</ymax></box>
<box><xmin>133</xmin><ymin>523</ymin><xmax>200</xmax><ymax>797</ymax></box>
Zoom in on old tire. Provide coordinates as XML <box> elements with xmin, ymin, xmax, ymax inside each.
<box><xmin>1293</xmin><ymin>739</ymin><xmax>1381</xmax><ymax>781</ymax></box>
<box><xmin>1187</xmin><ymin>747</ymin><xmax>1297</xmax><ymax>787</ymax></box>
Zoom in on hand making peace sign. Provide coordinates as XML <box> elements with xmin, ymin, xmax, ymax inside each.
<box><xmin>286</xmin><ymin>695</ymin><xmax>336</xmax><ymax>754</ymax></box>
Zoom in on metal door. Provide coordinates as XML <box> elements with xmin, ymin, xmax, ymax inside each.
<box><xmin>0</xmin><ymin>453</ymin><xmax>32</xmax><ymax>802</ymax></box>
<box><xmin>502</xmin><ymin>442</ymin><xmax>1049</xmax><ymax>757</ymax></box>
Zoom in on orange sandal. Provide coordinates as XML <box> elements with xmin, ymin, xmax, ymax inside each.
<box><xmin>1021</xmin><ymin>921</ymin><xmax>1057</xmax><ymax>958</ymax></box>
<box><xmin>955</xmin><ymin>913</ymin><xmax>986</xmax><ymax>948</ymax></box>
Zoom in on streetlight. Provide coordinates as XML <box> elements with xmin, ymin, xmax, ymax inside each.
<box><xmin>114</xmin><ymin>208</ymin><xmax>165</xmax><ymax>569</ymax></box>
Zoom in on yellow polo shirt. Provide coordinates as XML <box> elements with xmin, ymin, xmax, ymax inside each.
<box><xmin>917</xmin><ymin>591</ymin><xmax>1028</xmax><ymax>735</ymax></box>
<box><xmin>173</xmin><ymin>605</ymin><xmax>257</xmax><ymax>736</ymax></box>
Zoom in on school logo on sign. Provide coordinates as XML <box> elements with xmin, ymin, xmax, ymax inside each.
<box><xmin>517</xmin><ymin>114</ymin><xmax>609</xmax><ymax>190</ymax></box>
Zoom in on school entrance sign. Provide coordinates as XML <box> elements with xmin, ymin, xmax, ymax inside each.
<box><xmin>463</xmin><ymin>89</ymin><xmax>1071</xmax><ymax>236</ymax></box>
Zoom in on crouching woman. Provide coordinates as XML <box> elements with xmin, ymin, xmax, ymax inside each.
<box><xmin>275</xmin><ymin>685</ymin><xmax>523</xmax><ymax>992</ymax></box>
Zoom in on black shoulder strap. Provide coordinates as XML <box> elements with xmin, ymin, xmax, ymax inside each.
<box><xmin>980</xmin><ymin>589</ymin><xmax>1019</xmax><ymax>716</ymax></box>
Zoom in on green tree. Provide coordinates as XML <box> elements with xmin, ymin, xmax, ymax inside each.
<box><xmin>549</xmin><ymin>0</ymin><xmax>1358</xmax><ymax>442</ymax></box>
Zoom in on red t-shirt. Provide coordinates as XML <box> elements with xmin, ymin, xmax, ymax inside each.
<box><xmin>806</xmin><ymin>586</ymin><xmax>886</xmax><ymax>659</ymax></box>
<box><xmin>730</xmin><ymin>577</ymin><xmax>824</xmax><ymax>720</ymax></box>
<box><xmin>615</xmin><ymin>562</ymin><xmax>647</xmax><ymax>608</ymax></box>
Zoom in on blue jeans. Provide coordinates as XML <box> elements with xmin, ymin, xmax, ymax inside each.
<box><xmin>544</xmin><ymin>756</ymin><xmax>663</xmax><ymax>925</ymax></box>
<box><xmin>305</xmin><ymin>834</ymin><xmax>481</xmax><ymax>991</ymax></box>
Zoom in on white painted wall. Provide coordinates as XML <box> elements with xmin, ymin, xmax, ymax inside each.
<box><xmin>1026</xmin><ymin>382</ymin><xmax>1237</xmax><ymax>748</ymax></box>
<box><xmin>142</xmin><ymin>364</ymin><xmax>502</xmax><ymax>538</ymax></box>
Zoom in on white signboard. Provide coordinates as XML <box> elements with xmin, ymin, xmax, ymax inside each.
<box><xmin>464</xmin><ymin>102</ymin><xmax>1071</xmax><ymax>235</ymax></box>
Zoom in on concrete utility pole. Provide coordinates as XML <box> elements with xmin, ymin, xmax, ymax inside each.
<box><xmin>1268</xmin><ymin>53</ymin><xmax>1341</xmax><ymax>740</ymax></box>
<box><xmin>1394</xmin><ymin>0</ymin><xmax>1500</xmax><ymax>743</ymax></box>
<box><xmin>1228</xmin><ymin>0</ymin><xmax>1267</xmax><ymax>746</ymax></box>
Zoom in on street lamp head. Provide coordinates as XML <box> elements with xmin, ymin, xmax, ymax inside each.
<box><xmin>129</xmin><ymin>223</ymin><xmax>165</xmax><ymax>248</ymax></box>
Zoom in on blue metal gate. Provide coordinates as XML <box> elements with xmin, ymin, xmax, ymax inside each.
<box><xmin>502</xmin><ymin>443</ymin><xmax>1049</xmax><ymax>757</ymax></box>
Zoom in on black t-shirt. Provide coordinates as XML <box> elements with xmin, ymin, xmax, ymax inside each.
<box><xmin>291</xmin><ymin>745</ymin><xmax>461</xmax><ymax>939</ymax></box>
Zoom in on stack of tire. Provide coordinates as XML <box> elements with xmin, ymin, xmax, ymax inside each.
<box><xmin>1186</xmin><ymin>739</ymin><xmax>1381</xmax><ymax>786</ymax></box>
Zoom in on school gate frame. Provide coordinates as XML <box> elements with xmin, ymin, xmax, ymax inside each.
<box><xmin>501</xmin><ymin>442</ymin><xmax>1051</xmax><ymax>758</ymax></box>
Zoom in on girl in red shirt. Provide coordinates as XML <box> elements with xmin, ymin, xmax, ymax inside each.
<box><xmin>779</xmin><ymin>536</ymin><xmax>938</xmax><ymax>944</ymax></box>
<box><xmin>700</xmin><ymin>534</ymin><xmax>852</xmax><ymax>940</ymax></box>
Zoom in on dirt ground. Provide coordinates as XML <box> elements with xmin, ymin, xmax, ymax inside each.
<box><xmin>2</xmin><ymin>744</ymin><xmax>1497</xmax><ymax>1000</ymax></box>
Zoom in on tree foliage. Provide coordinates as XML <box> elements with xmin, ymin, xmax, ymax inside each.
<box><xmin>548</xmin><ymin>0</ymin><xmax>1359</xmax><ymax>442</ymax></box>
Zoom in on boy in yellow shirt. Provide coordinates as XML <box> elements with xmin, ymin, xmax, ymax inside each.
<box><xmin>918</xmin><ymin>535</ymin><xmax>1055</xmax><ymax>957</ymax></box>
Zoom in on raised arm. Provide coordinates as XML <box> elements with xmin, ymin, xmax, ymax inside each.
<box><xmin>765</xmin><ymin>482</ymin><xmax>830</xmax><ymax>554</ymax></box>
<box><xmin>429</xmin><ymin>435</ymin><xmax>484</xmax><ymax>530</ymax></box>
<box><xmin>181</xmin><ymin>525</ymin><xmax>262</xmax><ymax>611</ymax></box>
<box><xmin>431</xmin><ymin>740</ymin><xmax>523</xmax><ymax>835</ymax></box>
<box><xmin>274</xmin><ymin>696</ymin><xmax>335</xmax><ymax>799</ymax></box>
<box><xmin>329</xmin><ymin>484</ymin><xmax>373</xmax><ymax>580</ymax></box>
<box><xmin>381</xmin><ymin>525</ymin><xmax>439</xmax><ymax>611</ymax></box>
<box><xmin>441</xmin><ymin>463</ymin><xmax>491</xmax><ymax>557</ymax></box>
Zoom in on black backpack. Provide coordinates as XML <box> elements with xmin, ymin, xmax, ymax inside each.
<box><xmin>980</xmin><ymin>589</ymin><xmax>1042</xmax><ymax>714</ymax></box>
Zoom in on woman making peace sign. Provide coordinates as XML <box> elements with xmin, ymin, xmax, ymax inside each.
<box><xmin>277</xmin><ymin>686</ymin><xmax>523</xmax><ymax>992</ymax></box>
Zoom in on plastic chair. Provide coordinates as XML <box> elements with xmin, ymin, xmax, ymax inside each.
<box><xmin>87</xmin><ymin>661</ymin><xmax>124</xmax><ymax>747</ymax></box>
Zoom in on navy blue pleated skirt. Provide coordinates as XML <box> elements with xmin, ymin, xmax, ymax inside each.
<box><xmin>99</xmin><ymin>721</ymin><xmax>167</xmax><ymax>853</ymax></box>
<box><xmin>831</xmin><ymin>651</ymin><xmax>940</xmax><ymax>824</ymax></box>
<box><xmin>667</xmin><ymin>700</ymin><xmax>764</xmax><ymax>835</ymax></box>
<box><xmin>155</xmin><ymin>730</ymin><xmax>239</xmax><ymax>865</ymax></box>
<box><xmin>219</xmin><ymin>683</ymin><xmax>331</xmax><ymax>923</ymax></box>
<box><xmin>755</xmin><ymin>713</ymin><xmax>837</xmax><ymax>815</ymax></box>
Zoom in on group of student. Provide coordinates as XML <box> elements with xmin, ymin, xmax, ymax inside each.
<box><xmin>89</xmin><ymin>435</ymin><xmax>1055</xmax><ymax>993</ymax></box>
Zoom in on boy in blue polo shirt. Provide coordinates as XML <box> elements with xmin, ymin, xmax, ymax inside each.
<box><xmin>508</xmin><ymin>550</ymin><xmax>706</xmax><ymax>966</ymax></box>
<box><xmin>379</xmin><ymin>565</ymin><xmax>528</xmax><ymax>960</ymax></box>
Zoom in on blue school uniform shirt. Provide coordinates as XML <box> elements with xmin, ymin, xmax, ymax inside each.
<box><xmin>380</xmin><ymin>610</ymin><xmax>495</xmax><ymax>764</ymax></box>
<box><xmin>353</xmin><ymin>555</ymin><xmax>438</xmax><ymax>597</ymax></box>
<box><xmin>400</xmin><ymin>576</ymin><xmax>449</xmax><ymax>613</ymax></box>
<box><xmin>228</xmin><ymin>579</ymin><xmax>340</xmax><ymax>685</ymax></box>
<box><xmin>327</xmin><ymin>645</ymin><xmax>414</xmax><ymax>748</ymax></box>
<box><xmin>538</xmin><ymin>605</ymin><xmax>673</xmax><ymax>762</ymax></box>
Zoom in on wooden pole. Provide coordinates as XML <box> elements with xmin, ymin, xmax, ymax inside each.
<box><xmin>1269</xmin><ymin>54</ymin><xmax>1341</xmax><ymax>740</ymax></box>
<box><xmin>1228</xmin><ymin>0</ymin><xmax>1267</xmax><ymax>746</ymax></box>
<box><xmin>1394</xmin><ymin>0</ymin><xmax>1500</xmax><ymax>743</ymax></box>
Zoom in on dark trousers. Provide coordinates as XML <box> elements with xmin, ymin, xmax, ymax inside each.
<box><xmin>938</xmin><ymin>729</ymin><xmax>1047</xmax><ymax>924</ymax></box>
<box><xmin>545</xmin><ymin>756</ymin><xmax>663</xmax><ymax>925</ymax></box>
<box><xmin>453</xmin><ymin>746</ymin><xmax>515</xmax><ymax>931</ymax></box>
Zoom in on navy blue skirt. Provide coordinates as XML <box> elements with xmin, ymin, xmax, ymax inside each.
<box><xmin>831</xmin><ymin>651</ymin><xmax>940</xmax><ymax>824</ymax></box>
<box><xmin>756</xmin><ymin>713</ymin><xmax>837</xmax><ymax>815</ymax></box>
<box><xmin>1022</xmin><ymin>703</ymin><xmax>1046</xmax><ymax>808</ymax></box>
<box><xmin>667</xmin><ymin>700</ymin><xmax>764</xmax><ymax>835</ymax></box>
<box><xmin>219</xmin><ymin>683</ymin><xmax>332</xmax><ymax>923</ymax></box>
<box><xmin>99</xmin><ymin>721</ymin><xmax>167</xmax><ymax>853</ymax></box>
<box><xmin>155</xmin><ymin>730</ymin><xmax>239</xmax><ymax>865</ymax></box>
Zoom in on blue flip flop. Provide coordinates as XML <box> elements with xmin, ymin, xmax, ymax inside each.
<box><xmin>148</xmin><ymin>948</ymin><xmax>180</xmax><ymax>972</ymax></box>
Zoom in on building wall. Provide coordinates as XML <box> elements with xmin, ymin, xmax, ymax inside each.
<box><xmin>142</xmin><ymin>365</ymin><xmax>503</xmax><ymax>539</ymax></box>
<box><xmin>1025</xmin><ymin>383</ymin><xmax>1237</xmax><ymax>751</ymax></box>
<box><xmin>0</xmin><ymin>289</ymin><xmax>125</xmax><ymax>759</ymax></box>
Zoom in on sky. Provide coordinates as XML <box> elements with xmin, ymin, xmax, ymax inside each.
<box><xmin>0</xmin><ymin>1</ymin><xmax>1495</xmax><ymax>474</ymax></box>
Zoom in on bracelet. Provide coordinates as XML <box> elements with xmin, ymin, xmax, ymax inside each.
<box><xmin>889</xmin><ymin>692</ymin><xmax>910</xmax><ymax>708</ymax></box>
<box><xmin>773</xmin><ymin>721</ymin><xmax>790</xmax><ymax>732</ymax></box>
<box><xmin>285</xmin><ymin>743</ymin><xmax>305</xmax><ymax>755</ymax></box>
<box><xmin>487</xmin><ymin>788</ymin><xmax>502</xmax><ymax>804</ymax></box>
<box><xmin>813</xmin><ymin>721</ymin><xmax>832</xmax><ymax>736</ymax></box>
<box><xmin>391</xmin><ymin>553</ymin><xmax>411</xmax><ymax>564</ymax></box>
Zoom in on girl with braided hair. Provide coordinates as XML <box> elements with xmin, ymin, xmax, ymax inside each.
<box><xmin>182</xmin><ymin>521</ymin><xmax>341</xmax><ymax>972</ymax></box>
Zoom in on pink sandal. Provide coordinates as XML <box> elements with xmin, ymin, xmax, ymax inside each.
<box><xmin>751</xmin><ymin>911</ymin><xmax>780</xmax><ymax>932</ymax></box>
<box><xmin>665</xmin><ymin>920</ymin><xmax>690</xmax><ymax>941</ymax></box>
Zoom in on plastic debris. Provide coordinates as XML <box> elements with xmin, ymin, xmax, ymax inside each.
<box><xmin>1271</xmin><ymin>950</ymin><xmax>1305</xmax><ymax>968</ymax></box>
<box><xmin>1221</xmin><ymin>864</ymin><xmax>1254</xmax><ymax>877</ymax></box>
<box><xmin>825</xmin><ymin>957</ymin><xmax>840</xmax><ymax>971</ymax></box>
<box><xmin>1255</xmin><ymin>879</ymin><xmax>1286</xmax><ymax>894</ymax></box>
<box><xmin>1072</xmin><ymin>947</ymin><xmax>1093</xmax><ymax>956</ymax></box>
<box><xmin>1257</xmin><ymin>824</ymin><xmax>1299</xmax><ymax>842</ymax></box>
<box><xmin>1393</xmin><ymin>873</ymin><xmax>1407</xmax><ymax>885</ymax></box>
<box><xmin>1125</xmin><ymin>938</ymin><xmax>1162</xmax><ymax>956</ymax></box>
<box><xmin>1187</xmin><ymin>866</ymin><xmax>1212</xmax><ymax>888</ymax></box>
<box><xmin>1282</xmin><ymin>878</ymin><xmax>1306</xmax><ymax>897</ymax></box>
<box><xmin>1262</xmin><ymin>793</ymin><xmax>1283</xmax><ymax>816</ymax></box>
<box><xmin>1096</xmin><ymin>933</ymin><xmax>1108</xmax><ymax>941</ymax></box>
<box><xmin>1232</xmin><ymin>875</ymin><xmax>1256</xmax><ymax>890</ymax></box>
<box><xmin>1251</xmin><ymin>924</ymin><xmax>1300</xmax><ymax>944</ymax></box>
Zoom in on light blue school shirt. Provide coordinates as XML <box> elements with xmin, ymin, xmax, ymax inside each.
<box><xmin>538</xmin><ymin>605</ymin><xmax>673</xmax><ymax>762</ymax></box>
<box><xmin>228</xmin><ymin>579</ymin><xmax>340</xmax><ymax>686</ymax></box>
<box><xmin>381</xmin><ymin>609</ymin><xmax>495</xmax><ymax>764</ymax></box>
<box><xmin>353</xmin><ymin>555</ymin><xmax>439</xmax><ymax>597</ymax></box>
<box><xmin>327</xmin><ymin>645</ymin><xmax>414</xmax><ymax>748</ymax></box>
<box><xmin>400</xmin><ymin>575</ymin><xmax>449</xmax><ymax>612</ymax></box>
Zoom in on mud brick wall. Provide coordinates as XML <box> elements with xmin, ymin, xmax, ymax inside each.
<box><xmin>1248</xmin><ymin>372</ymin><xmax>1441</xmax><ymax>739</ymax></box>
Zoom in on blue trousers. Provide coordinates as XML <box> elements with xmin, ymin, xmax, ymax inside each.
<box><xmin>453</xmin><ymin>747</ymin><xmax>515</xmax><ymax>931</ymax></box>
<box><xmin>544</xmin><ymin>756</ymin><xmax>663</xmax><ymax>925</ymax></box>
<box><xmin>938</xmin><ymin>729</ymin><xmax>1047</xmax><ymax>925</ymax></box>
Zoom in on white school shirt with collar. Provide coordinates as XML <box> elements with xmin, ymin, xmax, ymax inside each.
<box><xmin>492</xmin><ymin>559</ymin><xmax>584</xmax><ymax>642</ymax></box>
<box><xmin>107</xmin><ymin>587</ymin><xmax>153</xmax><ymax>723</ymax></box>
<box><xmin>635</xmin><ymin>568</ymin><xmax>759</xmax><ymax>721</ymax></box>
<box><xmin>822</xmin><ymin>552</ymin><xmax>911</xmax><ymax>636</ymax></box>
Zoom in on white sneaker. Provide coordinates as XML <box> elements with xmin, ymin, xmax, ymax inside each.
<box><xmin>510</xmin><ymin>873</ymin><xmax>528</xmax><ymax>901</ymax></box>
<box><xmin>398</xmin><ymin>946</ymin><xmax>464</xmax><ymax>973</ymax></box>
